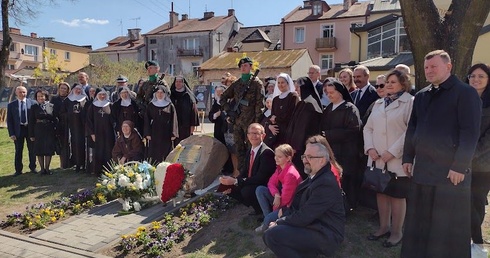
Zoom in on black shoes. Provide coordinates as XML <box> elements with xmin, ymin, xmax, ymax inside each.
<box><xmin>40</xmin><ymin>169</ymin><xmax>53</xmax><ymax>175</ymax></box>
<box><xmin>30</xmin><ymin>170</ymin><xmax>38</xmax><ymax>174</ymax></box>
<box><xmin>13</xmin><ymin>172</ymin><xmax>22</xmax><ymax>177</ymax></box>
<box><xmin>367</xmin><ymin>231</ymin><xmax>391</xmax><ymax>241</ymax></box>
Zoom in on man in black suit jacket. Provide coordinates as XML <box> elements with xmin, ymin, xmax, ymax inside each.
<box><xmin>351</xmin><ymin>65</ymin><xmax>379</xmax><ymax>119</ymax></box>
<box><xmin>78</xmin><ymin>72</ymin><xmax>91</xmax><ymax>96</ymax></box>
<box><xmin>263</xmin><ymin>141</ymin><xmax>345</xmax><ymax>257</ymax></box>
<box><xmin>219</xmin><ymin>123</ymin><xmax>275</xmax><ymax>214</ymax></box>
<box><xmin>7</xmin><ymin>86</ymin><xmax>37</xmax><ymax>176</ymax></box>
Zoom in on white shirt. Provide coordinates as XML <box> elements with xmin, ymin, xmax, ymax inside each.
<box><xmin>18</xmin><ymin>99</ymin><xmax>28</xmax><ymax>125</ymax></box>
<box><xmin>331</xmin><ymin>100</ymin><xmax>346</xmax><ymax>111</ymax></box>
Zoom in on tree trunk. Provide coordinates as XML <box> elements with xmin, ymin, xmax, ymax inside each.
<box><xmin>0</xmin><ymin>0</ymin><xmax>11</xmax><ymax>93</ymax></box>
<box><xmin>400</xmin><ymin>0</ymin><xmax>490</xmax><ymax>90</ymax></box>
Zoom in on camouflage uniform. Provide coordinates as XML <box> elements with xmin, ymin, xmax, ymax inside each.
<box><xmin>220</xmin><ymin>76</ymin><xmax>264</xmax><ymax>168</ymax></box>
<box><xmin>136</xmin><ymin>76</ymin><xmax>168</xmax><ymax>115</ymax></box>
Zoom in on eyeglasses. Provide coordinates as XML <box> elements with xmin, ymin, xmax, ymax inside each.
<box><xmin>468</xmin><ymin>74</ymin><xmax>488</xmax><ymax>80</ymax></box>
<box><xmin>301</xmin><ymin>155</ymin><xmax>323</xmax><ymax>160</ymax></box>
<box><xmin>374</xmin><ymin>84</ymin><xmax>385</xmax><ymax>89</ymax></box>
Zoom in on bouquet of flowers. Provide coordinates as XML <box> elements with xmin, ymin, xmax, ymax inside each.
<box><xmin>95</xmin><ymin>161</ymin><xmax>156</xmax><ymax>212</ymax></box>
<box><xmin>155</xmin><ymin>162</ymin><xmax>191</xmax><ymax>204</ymax></box>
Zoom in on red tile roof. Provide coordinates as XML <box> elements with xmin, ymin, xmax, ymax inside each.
<box><xmin>145</xmin><ymin>15</ymin><xmax>236</xmax><ymax>35</ymax></box>
<box><xmin>283</xmin><ymin>2</ymin><xmax>369</xmax><ymax>23</ymax></box>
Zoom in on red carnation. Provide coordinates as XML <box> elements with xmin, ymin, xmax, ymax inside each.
<box><xmin>161</xmin><ymin>163</ymin><xmax>185</xmax><ymax>202</ymax></box>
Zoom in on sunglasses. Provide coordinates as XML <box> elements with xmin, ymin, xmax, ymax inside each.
<box><xmin>374</xmin><ymin>84</ymin><xmax>385</xmax><ymax>89</ymax></box>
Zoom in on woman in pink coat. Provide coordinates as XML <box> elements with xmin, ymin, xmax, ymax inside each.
<box><xmin>255</xmin><ymin>144</ymin><xmax>302</xmax><ymax>233</ymax></box>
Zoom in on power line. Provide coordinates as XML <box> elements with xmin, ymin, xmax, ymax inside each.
<box><xmin>133</xmin><ymin>0</ymin><xmax>167</xmax><ymax>18</ymax></box>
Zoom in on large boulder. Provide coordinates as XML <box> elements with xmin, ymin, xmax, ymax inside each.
<box><xmin>165</xmin><ymin>135</ymin><xmax>228</xmax><ymax>193</ymax></box>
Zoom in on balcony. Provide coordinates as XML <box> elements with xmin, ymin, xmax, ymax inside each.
<box><xmin>315</xmin><ymin>37</ymin><xmax>337</xmax><ymax>51</ymax></box>
<box><xmin>9</xmin><ymin>52</ymin><xmax>21</xmax><ymax>59</ymax></box>
<box><xmin>177</xmin><ymin>48</ymin><xmax>203</xmax><ymax>57</ymax></box>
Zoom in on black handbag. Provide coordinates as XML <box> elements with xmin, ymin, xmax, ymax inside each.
<box><xmin>362</xmin><ymin>161</ymin><xmax>394</xmax><ymax>193</ymax></box>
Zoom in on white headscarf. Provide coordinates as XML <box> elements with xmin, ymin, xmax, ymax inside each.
<box><xmin>67</xmin><ymin>85</ymin><xmax>87</xmax><ymax>102</ymax></box>
<box><xmin>264</xmin><ymin>95</ymin><xmax>273</xmax><ymax>117</ymax></box>
<box><xmin>151</xmin><ymin>86</ymin><xmax>171</xmax><ymax>107</ymax></box>
<box><xmin>272</xmin><ymin>73</ymin><xmax>295</xmax><ymax>99</ymax></box>
<box><xmin>92</xmin><ymin>89</ymin><xmax>111</xmax><ymax>107</ymax></box>
<box><xmin>119</xmin><ymin>86</ymin><xmax>132</xmax><ymax>107</ymax></box>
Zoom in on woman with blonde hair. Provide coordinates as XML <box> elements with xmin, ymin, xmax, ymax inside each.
<box><xmin>338</xmin><ymin>68</ymin><xmax>357</xmax><ymax>92</ymax></box>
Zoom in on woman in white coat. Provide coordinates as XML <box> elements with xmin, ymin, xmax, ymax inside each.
<box><xmin>363</xmin><ymin>70</ymin><xmax>414</xmax><ymax>248</ymax></box>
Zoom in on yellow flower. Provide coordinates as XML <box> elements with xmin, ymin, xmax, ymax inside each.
<box><xmin>96</xmin><ymin>183</ymin><xmax>102</xmax><ymax>188</ymax></box>
<box><xmin>121</xmin><ymin>235</ymin><xmax>128</xmax><ymax>239</ymax></box>
<box><xmin>104</xmin><ymin>172</ymin><xmax>114</xmax><ymax>178</ymax></box>
<box><xmin>28</xmin><ymin>221</ymin><xmax>33</xmax><ymax>227</ymax></box>
<box><xmin>136</xmin><ymin>232</ymin><xmax>141</xmax><ymax>237</ymax></box>
<box><xmin>127</xmin><ymin>171</ymin><xmax>135</xmax><ymax>178</ymax></box>
<box><xmin>151</xmin><ymin>221</ymin><xmax>161</xmax><ymax>230</ymax></box>
<box><xmin>51</xmin><ymin>217</ymin><xmax>56</xmax><ymax>222</ymax></box>
<box><xmin>59</xmin><ymin>210</ymin><xmax>65</xmax><ymax>217</ymax></box>
<box><xmin>35</xmin><ymin>215</ymin><xmax>41</xmax><ymax>220</ymax></box>
<box><xmin>137</xmin><ymin>226</ymin><xmax>146</xmax><ymax>232</ymax></box>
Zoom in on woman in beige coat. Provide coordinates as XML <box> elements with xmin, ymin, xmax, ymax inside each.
<box><xmin>363</xmin><ymin>70</ymin><xmax>414</xmax><ymax>248</ymax></box>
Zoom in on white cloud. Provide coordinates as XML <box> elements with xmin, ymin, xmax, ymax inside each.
<box><xmin>56</xmin><ymin>19</ymin><xmax>81</xmax><ymax>27</ymax></box>
<box><xmin>82</xmin><ymin>18</ymin><xmax>109</xmax><ymax>25</ymax></box>
<box><xmin>54</xmin><ymin>18</ymin><xmax>109</xmax><ymax>27</ymax></box>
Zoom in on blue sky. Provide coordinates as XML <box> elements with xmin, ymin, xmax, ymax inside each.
<box><xmin>9</xmin><ymin>0</ymin><xmax>343</xmax><ymax>50</ymax></box>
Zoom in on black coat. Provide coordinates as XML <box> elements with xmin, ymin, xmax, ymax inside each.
<box><xmin>208</xmin><ymin>99</ymin><xmax>226</xmax><ymax>144</ymax></box>
<box><xmin>321</xmin><ymin>101</ymin><xmax>362</xmax><ymax>175</ymax></box>
<box><xmin>472</xmin><ymin>106</ymin><xmax>490</xmax><ymax>172</ymax></box>
<box><xmin>403</xmin><ymin>75</ymin><xmax>481</xmax><ymax>187</ymax></box>
<box><xmin>278</xmin><ymin>164</ymin><xmax>345</xmax><ymax>255</ymax></box>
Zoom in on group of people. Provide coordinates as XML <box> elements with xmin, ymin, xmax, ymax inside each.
<box><xmin>212</xmin><ymin>51</ymin><xmax>489</xmax><ymax>258</ymax></box>
<box><xmin>7</xmin><ymin>61</ymin><xmax>199</xmax><ymax>176</ymax></box>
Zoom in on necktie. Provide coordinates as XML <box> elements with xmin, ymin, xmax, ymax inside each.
<box><xmin>20</xmin><ymin>101</ymin><xmax>27</xmax><ymax>124</ymax></box>
<box><xmin>248</xmin><ymin>150</ymin><xmax>255</xmax><ymax>178</ymax></box>
<box><xmin>355</xmin><ymin>90</ymin><xmax>362</xmax><ymax>105</ymax></box>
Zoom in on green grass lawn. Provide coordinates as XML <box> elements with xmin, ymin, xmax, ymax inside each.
<box><xmin>0</xmin><ymin>128</ymin><xmax>97</xmax><ymax>219</ymax></box>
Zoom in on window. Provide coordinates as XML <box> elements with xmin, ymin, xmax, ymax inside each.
<box><xmin>8</xmin><ymin>64</ymin><xmax>15</xmax><ymax>70</ymax></box>
<box><xmin>149</xmin><ymin>39</ymin><xmax>157</xmax><ymax>44</ymax></box>
<box><xmin>320</xmin><ymin>54</ymin><xmax>334</xmax><ymax>70</ymax></box>
<box><xmin>9</xmin><ymin>44</ymin><xmax>15</xmax><ymax>51</ymax></box>
<box><xmin>64</xmin><ymin>51</ymin><xmax>71</xmax><ymax>60</ymax></box>
<box><xmin>322</xmin><ymin>24</ymin><xmax>334</xmax><ymax>38</ymax></box>
<box><xmin>170</xmin><ymin>38</ymin><xmax>174</xmax><ymax>50</ymax></box>
<box><xmin>50</xmin><ymin>49</ymin><xmax>57</xmax><ymax>56</ymax></box>
<box><xmin>294</xmin><ymin>27</ymin><xmax>305</xmax><ymax>43</ymax></box>
<box><xmin>312</xmin><ymin>3</ymin><xmax>322</xmax><ymax>15</ymax></box>
<box><xmin>169</xmin><ymin>64</ymin><xmax>175</xmax><ymax>76</ymax></box>
<box><xmin>183</xmin><ymin>38</ymin><xmax>200</xmax><ymax>50</ymax></box>
<box><xmin>367</xmin><ymin>18</ymin><xmax>410</xmax><ymax>59</ymax></box>
<box><xmin>25</xmin><ymin>45</ymin><xmax>38</xmax><ymax>56</ymax></box>
<box><xmin>192</xmin><ymin>62</ymin><xmax>200</xmax><ymax>77</ymax></box>
<box><xmin>150</xmin><ymin>49</ymin><xmax>157</xmax><ymax>61</ymax></box>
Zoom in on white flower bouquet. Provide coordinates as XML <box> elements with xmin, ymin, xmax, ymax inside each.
<box><xmin>95</xmin><ymin>161</ymin><xmax>157</xmax><ymax>212</ymax></box>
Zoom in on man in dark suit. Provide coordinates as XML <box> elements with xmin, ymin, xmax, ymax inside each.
<box><xmin>351</xmin><ymin>65</ymin><xmax>379</xmax><ymax>119</ymax></box>
<box><xmin>78</xmin><ymin>72</ymin><xmax>91</xmax><ymax>96</ymax></box>
<box><xmin>308</xmin><ymin>65</ymin><xmax>323</xmax><ymax>100</ymax></box>
<box><xmin>219</xmin><ymin>123</ymin><xmax>275</xmax><ymax>215</ymax></box>
<box><xmin>7</xmin><ymin>86</ymin><xmax>37</xmax><ymax>176</ymax></box>
<box><xmin>263</xmin><ymin>140</ymin><xmax>345</xmax><ymax>257</ymax></box>
<box><xmin>401</xmin><ymin>50</ymin><xmax>481</xmax><ymax>258</ymax></box>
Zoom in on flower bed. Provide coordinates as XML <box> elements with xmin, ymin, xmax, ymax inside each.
<box><xmin>116</xmin><ymin>193</ymin><xmax>236</xmax><ymax>257</ymax></box>
<box><xmin>0</xmin><ymin>189</ymin><xmax>106</xmax><ymax>232</ymax></box>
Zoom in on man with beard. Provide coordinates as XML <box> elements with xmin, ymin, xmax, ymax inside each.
<box><xmin>263</xmin><ymin>139</ymin><xmax>345</xmax><ymax>257</ymax></box>
<box><xmin>51</xmin><ymin>82</ymin><xmax>71</xmax><ymax>168</ymax></box>
<box><xmin>170</xmin><ymin>75</ymin><xmax>199</xmax><ymax>144</ymax></box>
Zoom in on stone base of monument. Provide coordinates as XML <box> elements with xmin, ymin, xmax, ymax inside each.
<box><xmin>165</xmin><ymin>135</ymin><xmax>229</xmax><ymax>195</ymax></box>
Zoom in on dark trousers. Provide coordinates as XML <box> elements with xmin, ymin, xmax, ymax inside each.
<box><xmin>14</xmin><ymin>125</ymin><xmax>36</xmax><ymax>173</ymax></box>
<box><xmin>471</xmin><ymin>172</ymin><xmax>490</xmax><ymax>244</ymax></box>
<box><xmin>229</xmin><ymin>184</ymin><xmax>262</xmax><ymax>213</ymax></box>
<box><xmin>263</xmin><ymin>224</ymin><xmax>338</xmax><ymax>258</ymax></box>
<box><xmin>401</xmin><ymin>182</ymin><xmax>471</xmax><ymax>258</ymax></box>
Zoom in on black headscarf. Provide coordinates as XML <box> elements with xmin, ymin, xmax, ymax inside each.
<box><xmin>296</xmin><ymin>76</ymin><xmax>322</xmax><ymax>113</ymax></box>
<box><xmin>170</xmin><ymin>76</ymin><xmax>197</xmax><ymax>104</ymax></box>
<box><xmin>323</xmin><ymin>77</ymin><xmax>353</xmax><ymax>103</ymax></box>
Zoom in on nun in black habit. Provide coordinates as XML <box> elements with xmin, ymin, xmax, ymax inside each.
<box><xmin>284</xmin><ymin>76</ymin><xmax>323</xmax><ymax>179</ymax></box>
<box><xmin>112</xmin><ymin>86</ymin><xmax>142</xmax><ymax>135</ymax></box>
<box><xmin>170</xmin><ymin>76</ymin><xmax>199</xmax><ymax>144</ymax></box>
<box><xmin>86</xmin><ymin>88</ymin><xmax>116</xmax><ymax>174</ymax></box>
<box><xmin>144</xmin><ymin>85</ymin><xmax>179</xmax><ymax>163</ymax></box>
<box><xmin>321</xmin><ymin>78</ymin><xmax>362</xmax><ymax>210</ymax></box>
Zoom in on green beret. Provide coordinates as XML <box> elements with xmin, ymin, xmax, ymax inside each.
<box><xmin>238</xmin><ymin>57</ymin><xmax>253</xmax><ymax>68</ymax></box>
<box><xmin>145</xmin><ymin>60</ymin><xmax>159</xmax><ymax>69</ymax></box>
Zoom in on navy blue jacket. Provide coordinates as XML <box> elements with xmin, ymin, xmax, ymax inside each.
<box><xmin>7</xmin><ymin>98</ymin><xmax>35</xmax><ymax>138</ymax></box>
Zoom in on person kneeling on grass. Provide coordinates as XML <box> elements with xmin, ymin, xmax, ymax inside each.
<box><xmin>263</xmin><ymin>141</ymin><xmax>345</xmax><ymax>257</ymax></box>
